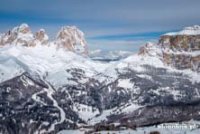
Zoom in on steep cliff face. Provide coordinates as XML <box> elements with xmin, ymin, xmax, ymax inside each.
<box><xmin>55</xmin><ymin>26</ymin><xmax>88</xmax><ymax>55</ymax></box>
<box><xmin>159</xmin><ymin>33</ymin><xmax>200</xmax><ymax>72</ymax></box>
<box><xmin>139</xmin><ymin>25</ymin><xmax>200</xmax><ymax>72</ymax></box>
<box><xmin>159</xmin><ymin>35</ymin><xmax>200</xmax><ymax>51</ymax></box>
<box><xmin>34</xmin><ymin>29</ymin><xmax>49</xmax><ymax>45</ymax></box>
<box><xmin>0</xmin><ymin>24</ymin><xmax>34</xmax><ymax>46</ymax></box>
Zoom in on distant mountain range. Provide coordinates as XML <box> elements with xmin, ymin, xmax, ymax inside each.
<box><xmin>0</xmin><ymin>24</ymin><xmax>200</xmax><ymax>134</ymax></box>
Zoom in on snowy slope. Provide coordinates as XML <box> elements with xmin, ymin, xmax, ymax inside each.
<box><xmin>0</xmin><ymin>45</ymin><xmax>114</xmax><ymax>86</ymax></box>
<box><xmin>0</xmin><ymin>38</ymin><xmax>199</xmax><ymax>87</ymax></box>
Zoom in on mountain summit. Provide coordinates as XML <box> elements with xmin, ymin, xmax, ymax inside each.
<box><xmin>160</xmin><ymin>25</ymin><xmax>200</xmax><ymax>72</ymax></box>
<box><xmin>0</xmin><ymin>24</ymin><xmax>88</xmax><ymax>55</ymax></box>
<box><xmin>138</xmin><ymin>25</ymin><xmax>200</xmax><ymax>72</ymax></box>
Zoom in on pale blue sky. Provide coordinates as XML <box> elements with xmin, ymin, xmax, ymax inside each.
<box><xmin>0</xmin><ymin>0</ymin><xmax>200</xmax><ymax>51</ymax></box>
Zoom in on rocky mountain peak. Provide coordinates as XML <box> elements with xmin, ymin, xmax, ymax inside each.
<box><xmin>15</xmin><ymin>23</ymin><xmax>32</xmax><ymax>34</ymax></box>
<box><xmin>138</xmin><ymin>42</ymin><xmax>161</xmax><ymax>57</ymax></box>
<box><xmin>0</xmin><ymin>23</ymin><xmax>34</xmax><ymax>46</ymax></box>
<box><xmin>160</xmin><ymin>26</ymin><xmax>200</xmax><ymax>71</ymax></box>
<box><xmin>0</xmin><ymin>24</ymin><xmax>88</xmax><ymax>55</ymax></box>
<box><xmin>55</xmin><ymin>26</ymin><xmax>88</xmax><ymax>54</ymax></box>
<box><xmin>34</xmin><ymin>29</ymin><xmax>49</xmax><ymax>44</ymax></box>
<box><xmin>138</xmin><ymin>25</ymin><xmax>200</xmax><ymax>72</ymax></box>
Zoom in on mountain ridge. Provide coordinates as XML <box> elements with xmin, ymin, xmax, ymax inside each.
<box><xmin>0</xmin><ymin>23</ymin><xmax>88</xmax><ymax>55</ymax></box>
<box><xmin>0</xmin><ymin>24</ymin><xmax>200</xmax><ymax>134</ymax></box>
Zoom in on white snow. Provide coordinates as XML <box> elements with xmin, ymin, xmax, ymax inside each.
<box><xmin>43</xmin><ymin>81</ymin><xmax>72</xmax><ymax>132</ymax></box>
<box><xmin>0</xmin><ymin>43</ymin><xmax>199</xmax><ymax>88</ymax></box>
<box><xmin>120</xmin><ymin>103</ymin><xmax>142</xmax><ymax>114</ymax></box>
<box><xmin>34</xmin><ymin>80</ymin><xmax>74</xmax><ymax>133</ymax></box>
<box><xmin>165</xmin><ymin>25</ymin><xmax>200</xmax><ymax>36</ymax></box>
<box><xmin>89</xmin><ymin>103</ymin><xmax>142</xmax><ymax>125</ymax></box>
<box><xmin>90</xmin><ymin>50</ymin><xmax>133</xmax><ymax>60</ymax></box>
<box><xmin>58</xmin><ymin>130</ymin><xmax>84</xmax><ymax>134</ymax></box>
<box><xmin>88</xmin><ymin>109</ymin><xmax>114</xmax><ymax>125</ymax></box>
<box><xmin>0</xmin><ymin>44</ymin><xmax>115</xmax><ymax>87</ymax></box>
<box><xmin>73</xmin><ymin>103</ymin><xmax>100</xmax><ymax>122</ymax></box>
<box><xmin>32</xmin><ymin>90</ymin><xmax>47</xmax><ymax>106</ymax></box>
<box><xmin>137</xmin><ymin>74</ymin><xmax>152</xmax><ymax>80</ymax></box>
<box><xmin>118</xmin><ymin>79</ymin><xmax>134</xmax><ymax>89</ymax></box>
<box><xmin>0</xmin><ymin>56</ymin><xmax>25</xmax><ymax>83</ymax></box>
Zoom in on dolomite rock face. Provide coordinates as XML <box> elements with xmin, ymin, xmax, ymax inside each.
<box><xmin>138</xmin><ymin>25</ymin><xmax>200</xmax><ymax>72</ymax></box>
<box><xmin>55</xmin><ymin>26</ymin><xmax>88</xmax><ymax>55</ymax></box>
<box><xmin>138</xmin><ymin>42</ymin><xmax>161</xmax><ymax>57</ymax></box>
<box><xmin>35</xmin><ymin>29</ymin><xmax>49</xmax><ymax>44</ymax></box>
<box><xmin>28</xmin><ymin>29</ymin><xmax>49</xmax><ymax>47</ymax></box>
<box><xmin>159</xmin><ymin>35</ymin><xmax>200</xmax><ymax>51</ymax></box>
<box><xmin>138</xmin><ymin>42</ymin><xmax>153</xmax><ymax>56</ymax></box>
<box><xmin>0</xmin><ymin>23</ymin><xmax>34</xmax><ymax>46</ymax></box>
<box><xmin>0</xmin><ymin>24</ymin><xmax>88</xmax><ymax>55</ymax></box>
<box><xmin>159</xmin><ymin>34</ymin><xmax>200</xmax><ymax>72</ymax></box>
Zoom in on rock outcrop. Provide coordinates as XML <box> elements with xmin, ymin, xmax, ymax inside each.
<box><xmin>55</xmin><ymin>26</ymin><xmax>88</xmax><ymax>55</ymax></box>
<box><xmin>159</xmin><ymin>26</ymin><xmax>200</xmax><ymax>72</ymax></box>
<box><xmin>34</xmin><ymin>29</ymin><xmax>49</xmax><ymax>44</ymax></box>
<box><xmin>139</xmin><ymin>25</ymin><xmax>200</xmax><ymax>72</ymax></box>
<box><xmin>138</xmin><ymin>42</ymin><xmax>161</xmax><ymax>57</ymax></box>
<box><xmin>0</xmin><ymin>24</ymin><xmax>34</xmax><ymax>46</ymax></box>
<box><xmin>0</xmin><ymin>24</ymin><xmax>88</xmax><ymax>55</ymax></box>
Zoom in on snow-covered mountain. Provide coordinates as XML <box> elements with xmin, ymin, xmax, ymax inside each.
<box><xmin>159</xmin><ymin>26</ymin><xmax>200</xmax><ymax>72</ymax></box>
<box><xmin>164</xmin><ymin>25</ymin><xmax>200</xmax><ymax>35</ymax></box>
<box><xmin>0</xmin><ymin>24</ymin><xmax>87</xmax><ymax>54</ymax></box>
<box><xmin>0</xmin><ymin>24</ymin><xmax>200</xmax><ymax>134</ymax></box>
<box><xmin>89</xmin><ymin>49</ymin><xmax>133</xmax><ymax>61</ymax></box>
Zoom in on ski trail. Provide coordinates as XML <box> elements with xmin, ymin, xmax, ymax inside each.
<box><xmin>42</xmin><ymin>81</ymin><xmax>73</xmax><ymax>133</ymax></box>
<box><xmin>32</xmin><ymin>79</ymin><xmax>74</xmax><ymax>134</ymax></box>
<box><xmin>32</xmin><ymin>90</ymin><xmax>47</xmax><ymax>106</ymax></box>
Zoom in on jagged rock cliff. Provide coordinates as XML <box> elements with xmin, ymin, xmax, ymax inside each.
<box><xmin>0</xmin><ymin>24</ymin><xmax>88</xmax><ymax>55</ymax></box>
<box><xmin>0</xmin><ymin>24</ymin><xmax>34</xmax><ymax>46</ymax></box>
<box><xmin>159</xmin><ymin>25</ymin><xmax>200</xmax><ymax>72</ymax></box>
<box><xmin>55</xmin><ymin>26</ymin><xmax>88</xmax><ymax>54</ymax></box>
<box><xmin>138</xmin><ymin>25</ymin><xmax>200</xmax><ymax>72</ymax></box>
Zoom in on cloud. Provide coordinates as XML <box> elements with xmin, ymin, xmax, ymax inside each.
<box><xmin>0</xmin><ymin>0</ymin><xmax>200</xmax><ymax>51</ymax></box>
